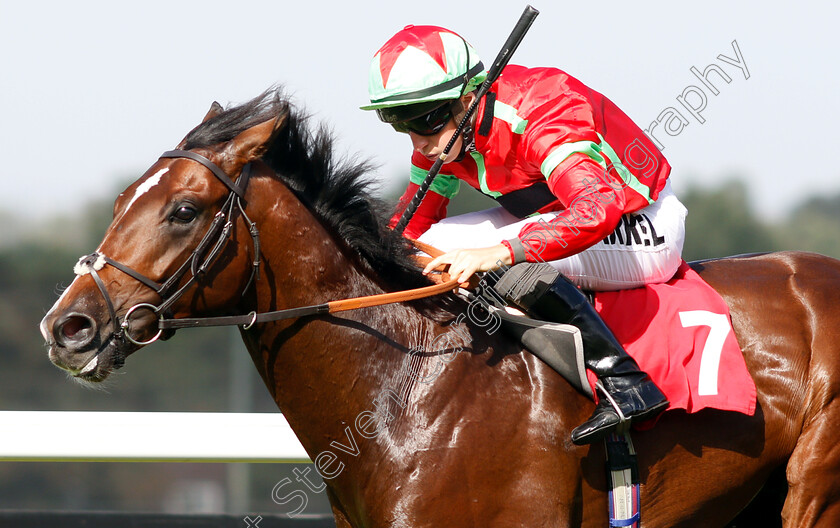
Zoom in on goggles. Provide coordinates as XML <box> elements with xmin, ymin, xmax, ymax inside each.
<box><xmin>376</xmin><ymin>100</ymin><xmax>460</xmax><ymax>136</ymax></box>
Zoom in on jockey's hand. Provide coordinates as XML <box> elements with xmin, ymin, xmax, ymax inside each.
<box><xmin>422</xmin><ymin>244</ymin><xmax>513</xmax><ymax>284</ymax></box>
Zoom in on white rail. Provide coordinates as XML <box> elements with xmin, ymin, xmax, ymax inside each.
<box><xmin>0</xmin><ymin>411</ymin><xmax>310</xmax><ymax>463</ymax></box>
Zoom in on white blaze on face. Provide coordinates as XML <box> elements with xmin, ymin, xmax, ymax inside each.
<box><xmin>114</xmin><ymin>167</ymin><xmax>169</xmax><ymax>224</ymax></box>
<box><xmin>126</xmin><ymin>168</ymin><xmax>169</xmax><ymax>213</ymax></box>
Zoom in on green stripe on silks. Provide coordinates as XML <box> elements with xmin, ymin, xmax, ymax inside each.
<box><xmin>597</xmin><ymin>135</ymin><xmax>655</xmax><ymax>206</ymax></box>
<box><xmin>493</xmin><ymin>100</ymin><xmax>529</xmax><ymax>134</ymax></box>
<box><xmin>409</xmin><ymin>165</ymin><xmax>461</xmax><ymax>199</ymax></box>
<box><xmin>469</xmin><ymin>151</ymin><xmax>502</xmax><ymax>198</ymax></box>
<box><xmin>539</xmin><ymin>134</ymin><xmax>655</xmax><ymax>205</ymax></box>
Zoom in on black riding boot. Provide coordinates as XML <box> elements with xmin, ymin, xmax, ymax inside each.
<box><xmin>492</xmin><ymin>263</ymin><xmax>669</xmax><ymax>445</ymax></box>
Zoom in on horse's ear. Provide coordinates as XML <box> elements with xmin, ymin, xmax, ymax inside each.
<box><xmin>221</xmin><ymin>112</ymin><xmax>289</xmax><ymax>169</ymax></box>
<box><xmin>175</xmin><ymin>101</ymin><xmax>226</xmax><ymax>149</ymax></box>
<box><xmin>202</xmin><ymin>101</ymin><xmax>224</xmax><ymax>123</ymax></box>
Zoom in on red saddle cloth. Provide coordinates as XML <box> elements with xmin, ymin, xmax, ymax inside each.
<box><xmin>593</xmin><ymin>261</ymin><xmax>756</xmax><ymax>416</ymax></box>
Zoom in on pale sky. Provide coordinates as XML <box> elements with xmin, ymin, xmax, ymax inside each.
<box><xmin>2</xmin><ymin>0</ymin><xmax>837</xmax><ymax>229</ymax></box>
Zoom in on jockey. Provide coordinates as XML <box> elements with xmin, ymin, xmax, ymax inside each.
<box><xmin>361</xmin><ymin>25</ymin><xmax>687</xmax><ymax>445</ymax></box>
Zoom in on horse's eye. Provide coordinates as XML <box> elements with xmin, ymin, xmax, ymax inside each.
<box><xmin>170</xmin><ymin>205</ymin><xmax>198</xmax><ymax>223</ymax></box>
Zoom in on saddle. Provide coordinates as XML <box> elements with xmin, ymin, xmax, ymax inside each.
<box><xmin>412</xmin><ymin>240</ymin><xmax>594</xmax><ymax>398</ymax></box>
<box><xmin>410</xmin><ymin>241</ymin><xmax>591</xmax><ymax>396</ymax></box>
<box><xmin>486</xmin><ymin>304</ymin><xmax>592</xmax><ymax>397</ymax></box>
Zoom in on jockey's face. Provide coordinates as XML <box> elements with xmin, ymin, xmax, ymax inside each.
<box><xmin>408</xmin><ymin>92</ymin><xmax>475</xmax><ymax>164</ymax></box>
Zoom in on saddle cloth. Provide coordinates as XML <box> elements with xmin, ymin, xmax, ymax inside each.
<box><xmin>594</xmin><ymin>261</ymin><xmax>756</xmax><ymax>416</ymax></box>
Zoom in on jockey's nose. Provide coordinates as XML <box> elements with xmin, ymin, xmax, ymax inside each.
<box><xmin>408</xmin><ymin>132</ymin><xmax>431</xmax><ymax>153</ymax></box>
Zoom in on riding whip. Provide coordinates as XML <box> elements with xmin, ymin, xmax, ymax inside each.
<box><xmin>394</xmin><ymin>5</ymin><xmax>539</xmax><ymax>235</ymax></box>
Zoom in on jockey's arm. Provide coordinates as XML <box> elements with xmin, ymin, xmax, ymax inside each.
<box><xmin>507</xmin><ymin>154</ymin><xmax>626</xmax><ymax>263</ymax></box>
<box><xmin>424</xmin><ymin>155</ymin><xmax>625</xmax><ymax>282</ymax></box>
<box><xmin>389</xmin><ymin>172</ymin><xmax>460</xmax><ymax>240</ymax></box>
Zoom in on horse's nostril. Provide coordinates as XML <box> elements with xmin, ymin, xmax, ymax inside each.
<box><xmin>61</xmin><ymin>316</ymin><xmax>90</xmax><ymax>339</ymax></box>
<box><xmin>55</xmin><ymin>314</ymin><xmax>96</xmax><ymax>349</ymax></box>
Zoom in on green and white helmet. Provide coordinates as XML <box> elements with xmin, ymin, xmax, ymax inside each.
<box><xmin>361</xmin><ymin>25</ymin><xmax>486</xmax><ymax>112</ymax></box>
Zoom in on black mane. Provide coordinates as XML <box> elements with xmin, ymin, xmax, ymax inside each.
<box><xmin>182</xmin><ymin>89</ymin><xmax>429</xmax><ymax>290</ymax></box>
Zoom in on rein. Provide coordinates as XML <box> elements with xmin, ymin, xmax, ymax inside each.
<box><xmin>157</xmin><ymin>277</ymin><xmax>460</xmax><ymax>331</ymax></box>
<box><xmin>75</xmin><ymin>150</ymin><xmax>460</xmax><ymax>346</ymax></box>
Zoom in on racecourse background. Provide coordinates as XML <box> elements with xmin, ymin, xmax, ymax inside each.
<box><xmin>1</xmin><ymin>0</ymin><xmax>839</xmax><ymax>522</ymax></box>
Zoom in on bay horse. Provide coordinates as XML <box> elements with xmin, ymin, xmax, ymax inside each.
<box><xmin>40</xmin><ymin>90</ymin><xmax>840</xmax><ymax>527</ymax></box>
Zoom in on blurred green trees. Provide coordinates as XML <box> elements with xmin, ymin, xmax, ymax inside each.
<box><xmin>679</xmin><ymin>179</ymin><xmax>840</xmax><ymax>260</ymax></box>
<box><xmin>679</xmin><ymin>180</ymin><xmax>777</xmax><ymax>260</ymax></box>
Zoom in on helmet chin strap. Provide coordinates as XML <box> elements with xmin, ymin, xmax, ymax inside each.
<box><xmin>452</xmin><ymin>37</ymin><xmax>477</xmax><ymax>163</ymax></box>
<box><xmin>453</xmin><ymin>113</ymin><xmax>476</xmax><ymax>162</ymax></box>
<box><xmin>449</xmin><ymin>98</ymin><xmax>477</xmax><ymax>163</ymax></box>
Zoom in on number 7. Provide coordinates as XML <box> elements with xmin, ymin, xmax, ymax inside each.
<box><xmin>678</xmin><ymin>310</ymin><xmax>731</xmax><ymax>396</ymax></box>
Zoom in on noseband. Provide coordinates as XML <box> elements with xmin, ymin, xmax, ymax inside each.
<box><xmin>75</xmin><ymin>150</ymin><xmax>260</xmax><ymax>346</ymax></box>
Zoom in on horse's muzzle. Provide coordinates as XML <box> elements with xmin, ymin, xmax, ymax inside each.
<box><xmin>41</xmin><ymin>297</ymin><xmax>126</xmax><ymax>382</ymax></box>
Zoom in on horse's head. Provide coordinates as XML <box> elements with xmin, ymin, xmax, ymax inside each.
<box><xmin>40</xmin><ymin>99</ymin><xmax>286</xmax><ymax>382</ymax></box>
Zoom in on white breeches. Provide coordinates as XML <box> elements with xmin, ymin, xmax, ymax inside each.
<box><xmin>418</xmin><ymin>181</ymin><xmax>688</xmax><ymax>291</ymax></box>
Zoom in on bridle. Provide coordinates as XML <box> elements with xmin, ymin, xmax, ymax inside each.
<box><xmin>75</xmin><ymin>149</ymin><xmax>461</xmax><ymax>348</ymax></box>
<box><xmin>75</xmin><ymin>149</ymin><xmax>261</xmax><ymax>346</ymax></box>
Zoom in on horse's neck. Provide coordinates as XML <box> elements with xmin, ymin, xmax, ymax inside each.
<box><xmin>242</xmin><ymin>181</ymin><xmax>442</xmax><ymax>454</ymax></box>
<box><xmin>236</xmin><ymin>180</ymin><xmax>587</xmax><ymax>524</ymax></box>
